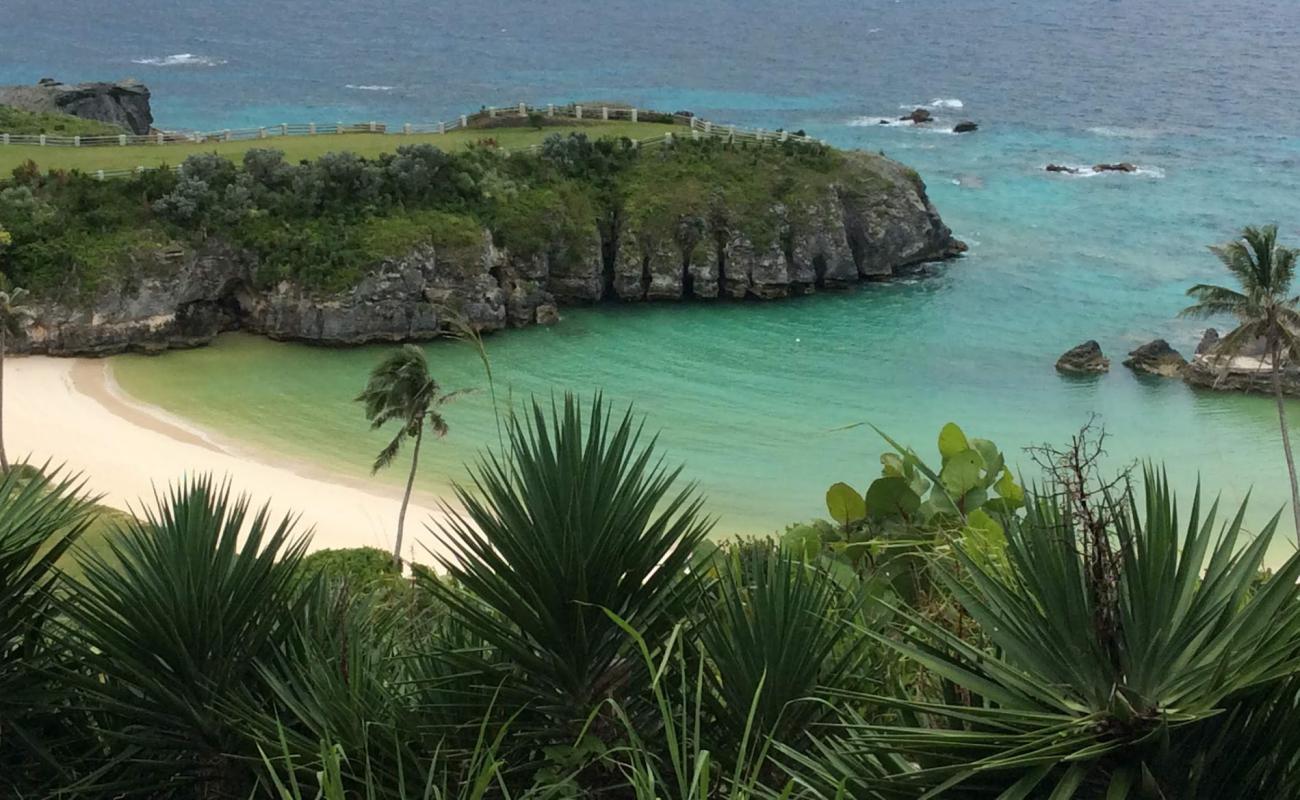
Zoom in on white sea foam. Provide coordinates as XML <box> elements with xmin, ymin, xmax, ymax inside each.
<box><xmin>345</xmin><ymin>84</ymin><xmax>395</xmax><ymax>92</ymax></box>
<box><xmin>1087</xmin><ymin>126</ymin><xmax>1159</xmax><ymax>139</ymax></box>
<box><xmin>131</xmin><ymin>53</ymin><xmax>226</xmax><ymax>67</ymax></box>
<box><xmin>848</xmin><ymin>116</ymin><xmax>960</xmax><ymax>134</ymax></box>
<box><xmin>899</xmin><ymin>98</ymin><xmax>964</xmax><ymax>110</ymax></box>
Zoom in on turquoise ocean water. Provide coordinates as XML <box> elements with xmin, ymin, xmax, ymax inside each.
<box><xmin>5</xmin><ymin>0</ymin><xmax>1300</xmax><ymax>555</ymax></box>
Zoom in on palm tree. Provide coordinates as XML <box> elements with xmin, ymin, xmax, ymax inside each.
<box><xmin>0</xmin><ymin>283</ymin><xmax>31</xmax><ymax>474</ymax></box>
<box><xmin>1181</xmin><ymin>225</ymin><xmax>1300</xmax><ymax>539</ymax></box>
<box><xmin>356</xmin><ymin>345</ymin><xmax>459</xmax><ymax>563</ymax></box>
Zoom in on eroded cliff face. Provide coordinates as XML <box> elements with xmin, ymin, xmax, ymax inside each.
<box><xmin>0</xmin><ymin>79</ymin><xmax>154</xmax><ymax>135</ymax></box>
<box><xmin>16</xmin><ymin>152</ymin><xmax>964</xmax><ymax>356</ymax></box>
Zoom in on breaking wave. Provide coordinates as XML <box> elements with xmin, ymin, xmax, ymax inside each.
<box><xmin>131</xmin><ymin>53</ymin><xmax>226</xmax><ymax>67</ymax></box>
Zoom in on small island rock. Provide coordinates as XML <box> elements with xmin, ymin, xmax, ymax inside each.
<box><xmin>1046</xmin><ymin>164</ymin><xmax>1081</xmax><ymax>174</ymax></box>
<box><xmin>1093</xmin><ymin>162</ymin><xmax>1137</xmax><ymax>173</ymax></box>
<box><xmin>1123</xmin><ymin>339</ymin><xmax>1188</xmax><ymax>377</ymax></box>
<box><xmin>953</xmin><ymin>120</ymin><xmax>979</xmax><ymax>133</ymax></box>
<box><xmin>900</xmin><ymin>108</ymin><xmax>933</xmax><ymax>124</ymax></box>
<box><xmin>1056</xmin><ymin>340</ymin><xmax>1110</xmax><ymax>374</ymax></box>
<box><xmin>1194</xmin><ymin>328</ymin><xmax>1220</xmax><ymax>355</ymax></box>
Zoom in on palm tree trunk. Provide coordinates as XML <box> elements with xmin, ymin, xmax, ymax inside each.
<box><xmin>0</xmin><ymin>327</ymin><xmax>8</xmax><ymax>474</ymax></box>
<box><xmin>1270</xmin><ymin>344</ymin><xmax>1300</xmax><ymax>544</ymax></box>
<box><xmin>393</xmin><ymin>424</ymin><xmax>424</xmax><ymax>564</ymax></box>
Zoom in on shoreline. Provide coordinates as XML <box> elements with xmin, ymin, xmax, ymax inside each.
<box><xmin>9</xmin><ymin>355</ymin><xmax>456</xmax><ymax>563</ymax></box>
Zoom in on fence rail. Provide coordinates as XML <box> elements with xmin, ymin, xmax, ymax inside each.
<box><xmin>0</xmin><ymin>102</ymin><xmax>826</xmax><ymax>180</ymax></box>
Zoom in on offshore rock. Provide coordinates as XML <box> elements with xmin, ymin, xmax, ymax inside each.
<box><xmin>0</xmin><ymin>78</ymin><xmax>153</xmax><ymax>134</ymax></box>
<box><xmin>1056</xmin><ymin>340</ymin><xmax>1110</xmax><ymax>375</ymax></box>
<box><xmin>1123</xmin><ymin>339</ymin><xmax>1188</xmax><ymax>377</ymax></box>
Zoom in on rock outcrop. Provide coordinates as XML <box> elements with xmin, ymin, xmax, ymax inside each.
<box><xmin>1056</xmin><ymin>341</ymin><xmax>1110</xmax><ymax>374</ymax></box>
<box><xmin>1094</xmin><ymin>162</ymin><xmax>1137</xmax><ymax>173</ymax></box>
<box><xmin>0</xmin><ymin>78</ymin><xmax>153</xmax><ymax>134</ymax></box>
<box><xmin>1123</xmin><ymin>339</ymin><xmax>1187</xmax><ymax>377</ymax></box>
<box><xmin>16</xmin><ymin>151</ymin><xmax>965</xmax><ymax>356</ymax></box>
<box><xmin>900</xmin><ymin>108</ymin><xmax>933</xmax><ymax>124</ymax></box>
<box><xmin>1195</xmin><ymin>328</ymin><xmax>1219</xmax><ymax>355</ymax></box>
<box><xmin>953</xmin><ymin>121</ymin><xmax>979</xmax><ymax>133</ymax></box>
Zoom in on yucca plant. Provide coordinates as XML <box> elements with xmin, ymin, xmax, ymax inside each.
<box><xmin>781</xmin><ymin>468</ymin><xmax>1300</xmax><ymax>798</ymax></box>
<box><xmin>60</xmin><ymin>476</ymin><xmax>312</xmax><ymax>798</ymax></box>
<box><xmin>0</xmin><ymin>464</ymin><xmax>97</xmax><ymax>795</ymax></box>
<box><xmin>698</xmin><ymin>542</ymin><xmax>868</xmax><ymax>755</ymax></box>
<box><xmin>424</xmin><ymin>394</ymin><xmax>714</xmax><ymax>741</ymax></box>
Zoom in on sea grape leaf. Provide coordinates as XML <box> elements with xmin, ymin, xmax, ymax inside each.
<box><xmin>938</xmin><ymin>423</ymin><xmax>970</xmax><ymax>463</ymax></box>
<box><xmin>826</xmin><ymin>482</ymin><xmax>867</xmax><ymax>526</ymax></box>
<box><xmin>995</xmin><ymin>468</ymin><xmax>1025</xmax><ymax>508</ymax></box>
<box><xmin>940</xmin><ymin>449</ymin><xmax>983</xmax><ymax>498</ymax></box>
<box><xmin>782</xmin><ymin>524</ymin><xmax>823</xmax><ymax>560</ymax></box>
<box><xmin>865</xmin><ymin>476</ymin><xmax>922</xmax><ymax>519</ymax></box>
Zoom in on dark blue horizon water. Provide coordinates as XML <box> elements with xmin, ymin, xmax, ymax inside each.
<box><xmin>9</xmin><ymin>0</ymin><xmax>1300</xmax><ymax>557</ymax></box>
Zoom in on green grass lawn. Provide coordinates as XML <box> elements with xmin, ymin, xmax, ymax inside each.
<box><xmin>0</xmin><ymin>120</ymin><xmax>675</xmax><ymax>175</ymax></box>
<box><xmin>0</xmin><ymin>105</ymin><xmax>125</xmax><ymax>137</ymax></box>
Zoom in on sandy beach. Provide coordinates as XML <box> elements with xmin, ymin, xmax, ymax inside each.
<box><xmin>8</xmin><ymin>355</ymin><xmax>453</xmax><ymax>563</ymax></box>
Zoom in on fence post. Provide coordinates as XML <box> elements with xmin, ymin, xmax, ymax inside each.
<box><xmin>258</xmin><ymin>127</ymin><xmax>267</xmax><ymax>139</ymax></box>
<box><xmin>631</xmin><ymin>108</ymin><xmax>638</xmax><ymax>123</ymax></box>
<box><xmin>157</xmin><ymin>131</ymin><xmax>164</xmax><ymax>144</ymax></box>
<box><xmin>601</xmin><ymin>106</ymin><xmax>609</xmax><ymax>120</ymax></box>
<box><xmin>336</xmin><ymin>122</ymin><xmax>344</xmax><ymax>134</ymax></box>
<box><xmin>309</xmin><ymin>122</ymin><xmax>316</xmax><ymax>135</ymax></box>
<box><xmin>403</xmin><ymin>123</ymin><xmax>412</xmax><ymax>135</ymax></box>
<box><xmin>460</xmin><ymin>115</ymin><xmax>468</xmax><ymax>128</ymax></box>
<box><xmin>369</xmin><ymin>121</ymin><xmax>377</xmax><ymax>132</ymax></box>
<box><xmin>489</xmin><ymin>107</ymin><xmax>497</xmax><ymax>118</ymax></box>
<box><xmin>96</xmin><ymin>169</ymin><xmax>104</xmax><ymax>181</ymax></box>
<box><xmin>1</xmin><ymin>133</ymin><xmax>8</xmax><ymax>145</ymax></box>
<box><xmin>438</xmin><ymin>121</ymin><xmax>446</xmax><ymax>134</ymax></box>
<box><xmin>547</xmin><ymin>103</ymin><xmax>555</xmax><ymax>117</ymax></box>
<box><xmin>575</xmin><ymin>105</ymin><xmax>583</xmax><ymax>120</ymax></box>
<box><xmin>519</xmin><ymin>102</ymin><xmax>527</xmax><ymax>115</ymax></box>
<box><xmin>781</xmin><ymin>130</ymin><xmax>789</xmax><ymax>142</ymax></box>
<box><xmin>119</xmin><ymin>134</ymin><xmax>127</xmax><ymax>146</ymax></box>
<box><xmin>281</xmin><ymin>123</ymin><xmax>288</xmax><ymax>136</ymax></box>
<box><xmin>221</xmin><ymin>129</ymin><xmax>230</xmax><ymax>142</ymax></box>
<box><xmin>665</xmin><ymin>131</ymin><xmax>673</xmax><ymax>143</ymax></box>
<box><xmin>692</xmin><ymin>128</ymin><xmax>699</xmax><ymax>140</ymax></box>
<box><xmin>704</xmin><ymin>120</ymin><xmax>712</xmax><ymax>134</ymax></box>
<box><xmin>74</xmin><ymin>135</ymin><xmax>81</xmax><ymax>147</ymax></box>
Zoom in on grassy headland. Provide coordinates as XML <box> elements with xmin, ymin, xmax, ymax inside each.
<box><xmin>0</xmin><ymin>105</ymin><xmax>125</xmax><ymax>138</ymax></box>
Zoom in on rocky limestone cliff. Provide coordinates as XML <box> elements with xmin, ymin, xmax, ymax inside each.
<box><xmin>0</xmin><ymin>78</ymin><xmax>153</xmax><ymax>135</ymax></box>
<box><xmin>16</xmin><ymin>151</ymin><xmax>964</xmax><ymax>356</ymax></box>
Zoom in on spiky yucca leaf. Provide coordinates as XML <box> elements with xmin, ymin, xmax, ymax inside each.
<box><xmin>780</xmin><ymin>468</ymin><xmax>1300</xmax><ymax>798</ymax></box>
<box><xmin>425</xmin><ymin>394</ymin><xmax>714</xmax><ymax>737</ymax></box>
<box><xmin>699</xmin><ymin>542</ymin><xmax>868</xmax><ymax>752</ymax></box>
<box><xmin>61</xmin><ymin>476</ymin><xmax>311</xmax><ymax>798</ymax></box>
<box><xmin>0</xmin><ymin>464</ymin><xmax>97</xmax><ymax>794</ymax></box>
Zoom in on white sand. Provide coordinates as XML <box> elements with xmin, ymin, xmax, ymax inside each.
<box><xmin>7</xmin><ymin>355</ymin><xmax>453</xmax><ymax>563</ymax></box>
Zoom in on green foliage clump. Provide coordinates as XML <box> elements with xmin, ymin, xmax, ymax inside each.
<box><xmin>0</xmin><ymin>105</ymin><xmax>125</xmax><ymax>136</ymax></box>
<box><xmin>300</xmin><ymin>546</ymin><xmax>401</xmax><ymax>587</ymax></box>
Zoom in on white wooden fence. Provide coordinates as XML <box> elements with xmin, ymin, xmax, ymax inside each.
<box><xmin>0</xmin><ymin>102</ymin><xmax>825</xmax><ymax>181</ymax></box>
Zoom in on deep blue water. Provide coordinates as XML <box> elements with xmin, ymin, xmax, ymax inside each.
<box><xmin>8</xmin><ymin>0</ymin><xmax>1300</xmax><ymax>552</ymax></box>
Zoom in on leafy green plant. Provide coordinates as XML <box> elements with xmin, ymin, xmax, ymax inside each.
<box><xmin>786</xmin><ymin>467</ymin><xmax>1300</xmax><ymax>798</ymax></box>
<box><xmin>61</xmin><ymin>476</ymin><xmax>311</xmax><ymax>798</ymax></box>
<box><xmin>698</xmin><ymin>542</ymin><xmax>867</xmax><ymax>752</ymax></box>
<box><xmin>0</xmin><ymin>465</ymin><xmax>97</xmax><ymax>796</ymax></box>
<box><xmin>424</xmin><ymin>393</ymin><xmax>714</xmax><ymax>739</ymax></box>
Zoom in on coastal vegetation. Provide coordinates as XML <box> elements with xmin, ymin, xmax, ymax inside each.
<box><xmin>1181</xmin><ymin>224</ymin><xmax>1300</xmax><ymax>538</ymax></box>
<box><xmin>0</xmin><ymin>277</ymin><xmax>29</xmax><ymax>471</ymax></box>
<box><xmin>0</xmin><ymin>105</ymin><xmax>125</xmax><ymax>138</ymax></box>
<box><xmin>4</xmin><ymin>398</ymin><xmax>1300</xmax><ymax>799</ymax></box>
<box><xmin>0</xmin><ymin>131</ymin><xmax>840</xmax><ymax>301</ymax></box>
<box><xmin>0</xmin><ymin>120</ymin><xmax>670</xmax><ymax>175</ymax></box>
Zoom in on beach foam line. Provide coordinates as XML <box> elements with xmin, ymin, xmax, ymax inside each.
<box><xmin>8</xmin><ymin>356</ymin><xmax>455</xmax><ymax>563</ymax></box>
<box><xmin>345</xmin><ymin>84</ymin><xmax>395</xmax><ymax>92</ymax></box>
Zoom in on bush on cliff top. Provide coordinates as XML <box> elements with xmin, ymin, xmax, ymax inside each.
<box><xmin>0</xmin><ymin>133</ymin><xmax>853</xmax><ymax>301</ymax></box>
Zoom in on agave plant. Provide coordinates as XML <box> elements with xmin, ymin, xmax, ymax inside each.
<box><xmin>424</xmin><ymin>394</ymin><xmax>714</xmax><ymax>739</ymax></box>
<box><xmin>61</xmin><ymin>476</ymin><xmax>311</xmax><ymax>798</ymax></box>
<box><xmin>781</xmin><ymin>468</ymin><xmax>1300</xmax><ymax>798</ymax></box>
<box><xmin>0</xmin><ymin>465</ymin><xmax>97</xmax><ymax>795</ymax></box>
<box><xmin>698</xmin><ymin>542</ymin><xmax>867</xmax><ymax>754</ymax></box>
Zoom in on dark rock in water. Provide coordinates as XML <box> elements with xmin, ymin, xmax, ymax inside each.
<box><xmin>1046</xmin><ymin>164</ymin><xmax>1082</xmax><ymax>174</ymax></box>
<box><xmin>900</xmin><ymin>108</ymin><xmax>933</xmax><ymax>124</ymax></box>
<box><xmin>1195</xmin><ymin>328</ymin><xmax>1220</xmax><ymax>355</ymax></box>
<box><xmin>0</xmin><ymin>78</ymin><xmax>153</xmax><ymax>134</ymax></box>
<box><xmin>1093</xmin><ymin>162</ymin><xmax>1137</xmax><ymax>173</ymax></box>
<box><xmin>1056</xmin><ymin>340</ymin><xmax>1110</xmax><ymax>374</ymax></box>
<box><xmin>953</xmin><ymin>121</ymin><xmax>979</xmax><ymax>133</ymax></box>
<box><xmin>1124</xmin><ymin>339</ymin><xmax>1188</xmax><ymax>377</ymax></box>
<box><xmin>673</xmin><ymin>109</ymin><xmax>694</xmax><ymax>118</ymax></box>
